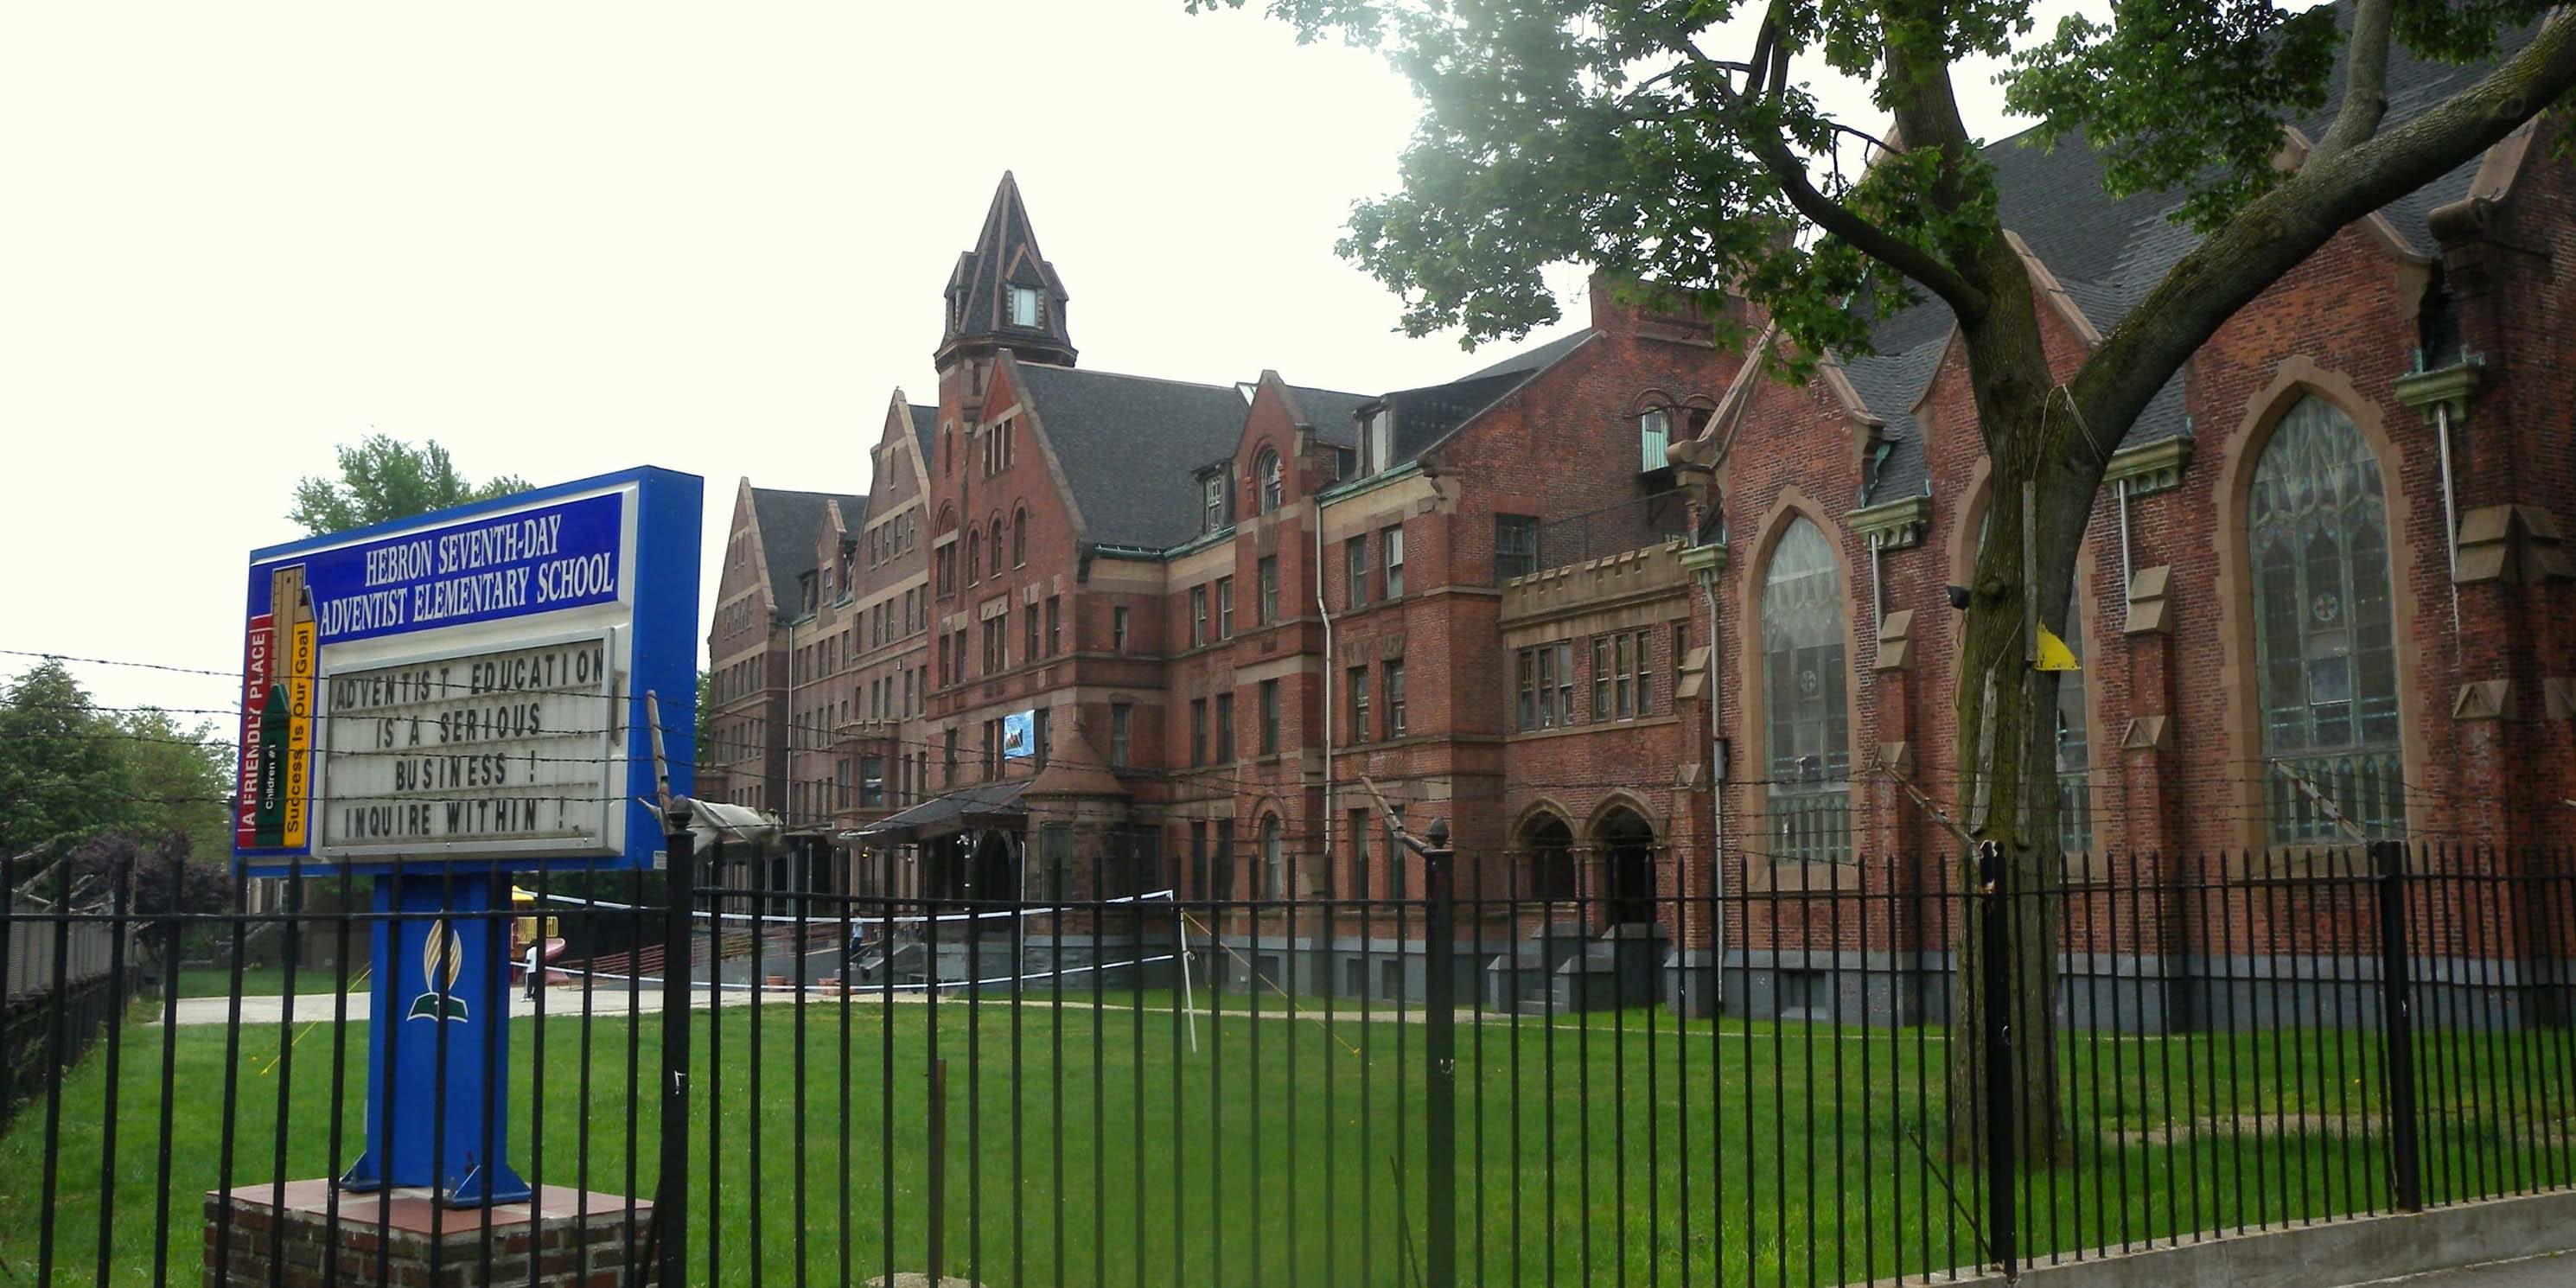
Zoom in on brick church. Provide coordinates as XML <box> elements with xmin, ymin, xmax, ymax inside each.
<box><xmin>702</xmin><ymin>35</ymin><xmax>2573</xmax><ymax>1015</ymax></box>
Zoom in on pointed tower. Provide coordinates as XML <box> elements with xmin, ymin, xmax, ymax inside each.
<box><xmin>937</xmin><ymin>172</ymin><xmax>1075</xmax><ymax>419</ymax></box>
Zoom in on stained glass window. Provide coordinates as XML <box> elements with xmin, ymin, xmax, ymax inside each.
<box><xmin>1762</xmin><ymin>518</ymin><xmax>1850</xmax><ymax>864</ymax></box>
<box><xmin>2252</xmin><ymin>398</ymin><xmax>2405</xmax><ymax>842</ymax></box>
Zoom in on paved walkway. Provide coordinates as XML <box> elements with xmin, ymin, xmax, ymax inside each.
<box><xmin>2356</xmin><ymin>1252</ymin><xmax>2573</xmax><ymax>1285</ymax></box>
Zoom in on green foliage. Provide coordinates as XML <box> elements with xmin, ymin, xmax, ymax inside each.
<box><xmin>285</xmin><ymin>434</ymin><xmax>531</xmax><ymax>537</ymax></box>
<box><xmin>0</xmin><ymin>660</ymin><xmax>233</xmax><ymax>872</ymax></box>
<box><xmin>0</xmin><ymin>660</ymin><xmax>124</xmax><ymax>858</ymax></box>
<box><xmin>1198</xmin><ymin>0</ymin><xmax>2553</xmax><ymax>367</ymax></box>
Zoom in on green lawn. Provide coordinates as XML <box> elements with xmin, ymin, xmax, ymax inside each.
<box><xmin>3</xmin><ymin>989</ymin><xmax>2570</xmax><ymax>1287</ymax></box>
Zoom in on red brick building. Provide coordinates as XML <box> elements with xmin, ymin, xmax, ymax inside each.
<box><xmin>705</xmin><ymin>172</ymin><xmax>1734</xmax><ymax>993</ymax></box>
<box><xmin>1661</xmin><ymin>44</ymin><xmax>2575</xmax><ymax>1020</ymax></box>
<box><xmin>709</xmin><ymin>42</ymin><xmax>2573</xmax><ymax>1016</ymax></box>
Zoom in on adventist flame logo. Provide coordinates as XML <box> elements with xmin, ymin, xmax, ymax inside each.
<box><xmin>405</xmin><ymin>920</ymin><xmax>472</xmax><ymax>1023</ymax></box>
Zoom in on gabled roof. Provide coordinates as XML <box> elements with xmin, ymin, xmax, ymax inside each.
<box><xmin>1284</xmin><ymin>384</ymin><xmax>1374</xmax><ymax>448</ymax></box>
<box><xmin>749</xmin><ymin>488</ymin><xmax>866</xmax><ymax>615</ymax></box>
<box><xmin>1843</xmin><ymin>12</ymin><xmax>2513</xmax><ymax>505</ymax></box>
<box><xmin>941</xmin><ymin>172</ymin><xmax>1074</xmax><ymax>360</ymax></box>
<box><xmin>1009</xmin><ymin>361</ymin><xmax>1252</xmax><ymax>550</ymax></box>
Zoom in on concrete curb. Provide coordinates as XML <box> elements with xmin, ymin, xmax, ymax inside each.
<box><xmin>1900</xmin><ymin>1190</ymin><xmax>2576</xmax><ymax>1288</ymax></box>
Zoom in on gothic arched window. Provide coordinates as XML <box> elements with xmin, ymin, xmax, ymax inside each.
<box><xmin>1259</xmin><ymin>815</ymin><xmax>1285</xmax><ymax>900</ymax></box>
<box><xmin>1761</xmin><ymin>517</ymin><xmax>1850</xmax><ymax>864</ymax></box>
<box><xmin>2251</xmin><ymin>397</ymin><xmax>2404</xmax><ymax>842</ymax></box>
<box><xmin>1257</xmin><ymin>449</ymin><xmax>1284</xmax><ymax>514</ymax></box>
<box><xmin>1012</xmin><ymin>507</ymin><xmax>1028</xmax><ymax>567</ymax></box>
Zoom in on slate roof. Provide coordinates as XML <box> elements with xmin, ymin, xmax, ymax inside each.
<box><xmin>1285</xmin><ymin>385</ymin><xmax>1374</xmax><ymax>448</ymax></box>
<box><xmin>749</xmin><ymin>488</ymin><xmax>867</xmax><ymax>616</ymax></box>
<box><xmin>1010</xmin><ymin>361</ymin><xmax>1254</xmax><ymax>550</ymax></box>
<box><xmin>1458</xmin><ymin>327</ymin><xmax>1597</xmax><ymax>383</ymax></box>
<box><xmin>909</xmin><ymin>404</ymin><xmax>938</xmax><ymax>462</ymax></box>
<box><xmin>1845</xmin><ymin>16</ymin><xmax>2515</xmax><ymax>505</ymax></box>
<box><xmin>942</xmin><ymin>173</ymin><xmax>1074</xmax><ymax>359</ymax></box>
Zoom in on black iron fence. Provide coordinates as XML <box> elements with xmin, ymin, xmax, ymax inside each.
<box><xmin>3</xmin><ymin>834</ymin><xmax>2573</xmax><ymax>1285</ymax></box>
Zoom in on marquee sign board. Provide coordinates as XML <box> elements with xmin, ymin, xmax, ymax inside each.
<box><xmin>234</xmin><ymin>467</ymin><xmax>701</xmax><ymax>874</ymax></box>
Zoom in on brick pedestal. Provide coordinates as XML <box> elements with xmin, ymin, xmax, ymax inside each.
<box><xmin>202</xmin><ymin>1179</ymin><xmax>651</xmax><ymax>1288</ymax></box>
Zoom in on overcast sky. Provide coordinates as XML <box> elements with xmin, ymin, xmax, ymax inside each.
<box><xmin>1</xmin><ymin>0</ymin><xmax>2078</xmax><ymax>721</ymax></box>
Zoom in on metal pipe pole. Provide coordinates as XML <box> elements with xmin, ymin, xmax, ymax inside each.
<box><xmin>658</xmin><ymin>805</ymin><xmax>696</xmax><ymax>1288</ymax></box>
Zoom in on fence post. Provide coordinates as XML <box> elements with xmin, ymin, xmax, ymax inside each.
<box><xmin>2372</xmin><ymin>838</ymin><xmax>2424</xmax><ymax>1212</ymax></box>
<box><xmin>1976</xmin><ymin>839</ymin><xmax>2017</xmax><ymax>1279</ymax></box>
<box><xmin>658</xmin><ymin>808</ymin><xmax>696</xmax><ymax>1288</ymax></box>
<box><xmin>1420</xmin><ymin>817</ymin><xmax>1457</xmax><ymax>1288</ymax></box>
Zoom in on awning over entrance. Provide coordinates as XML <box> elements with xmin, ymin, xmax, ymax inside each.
<box><xmin>838</xmin><ymin>780</ymin><xmax>1029</xmax><ymax>846</ymax></box>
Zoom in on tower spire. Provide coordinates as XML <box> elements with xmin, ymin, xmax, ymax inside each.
<box><xmin>938</xmin><ymin>171</ymin><xmax>1075</xmax><ymax>376</ymax></box>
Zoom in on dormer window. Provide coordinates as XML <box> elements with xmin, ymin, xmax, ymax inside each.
<box><xmin>1640</xmin><ymin>408</ymin><xmax>1672</xmax><ymax>472</ymax></box>
<box><xmin>1363</xmin><ymin>408</ymin><xmax>1394</xmax><ymax>475</ymax></box>
<box><xmin>1202</xmin><ymin>474</ymin><xmax>1227</xmax><ymax>533</ymax></box>
<box><xmin>1010</xmin><ymin>285</ymin><xmax>1042</xmax><ymax>328</ymax></box>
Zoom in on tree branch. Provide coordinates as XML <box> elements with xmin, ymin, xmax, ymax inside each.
<box><xmin>1674</xmin><ymin>16</ymin><xmax>1990</xmax><ymax>319</ymax></box>
<box><xmin>2070</xmin><ymin>8</ymin><xmax>2576</xmax><ymax>469</ymax></box>
<box><xmin>2314</xmin><ymin>0</ymin><xmax>2397</xmax><ymax>163</ymax></box>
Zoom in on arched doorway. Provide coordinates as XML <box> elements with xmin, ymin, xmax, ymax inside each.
<box><xmin>1597</xmin><ymin>808</ymin><xmax>1656</xmax><ymax>928</ymax></box>
<box><xmin>1522</xmin><ymin>814</ymin><xmax>1576</xmax><ymax>902</ymax></box>
<box><xmin>968</xmin><ymin>829</ymin><xmax>1021</xmax><ymax>904</ymax></box>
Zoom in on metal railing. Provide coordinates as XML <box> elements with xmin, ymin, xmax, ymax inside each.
<box><xmin>4</xmin><ymin>838</ymin><xmax>2573</xmax><ymax>1285</ymax></box>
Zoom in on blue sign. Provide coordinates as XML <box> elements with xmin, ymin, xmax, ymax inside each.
<box><xmin>234</xmin><ymin>466</ymin><xmax>700</xmax><ymax>876</ymax></box>
<box><xmin>1003</xmin><ymin>709</ymin><xmax>1036</xmax><ymax>760</ymax></box>
<box><xmin>231</xmin><ymin>466</ymin><xmax>701</xmax><ymax>1208</ymax></box>
<box><xmin>257</xmin><ymin>491</ymin><xmax>625</xmax><ymax>647</ymax></box>
<box><xmin>339</xmin><ymin>870</ymin><xmax>530</xmax><ymax>1206</ymax></box>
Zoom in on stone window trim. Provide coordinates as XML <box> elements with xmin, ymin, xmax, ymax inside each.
<box><xmin>2209</xmin><ymin>360</ymin><xmax>2428</xmax><ymax>865</ymax></box>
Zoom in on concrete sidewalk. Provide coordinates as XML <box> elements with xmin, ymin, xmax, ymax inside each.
<box><xmin>2358</xmin><ymin>1252</ymin><xmax>2573</xmax><ymax>1286</ymax></box>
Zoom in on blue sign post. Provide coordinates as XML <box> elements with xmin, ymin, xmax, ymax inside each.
<box><xmin>234</xmin><ymin>466</ymin><xmax>699</xmax><ymax>1208</ymax></box>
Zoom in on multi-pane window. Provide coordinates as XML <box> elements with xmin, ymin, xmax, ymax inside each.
<box><xmin>1349</xmin><ymin>808</ymin><xmax>1372</xmax><ymax>898</ymax></box>
<box><xmin>1012</xmin><ymin>507</ymin><xmax>1027</xmax><ymax>565</ymax></box>
<box><xmin>2054</xmin><ymin>603</ymin><xmax>2095</xmax><ymax>857</ymax></box>
<box><xmin>1762</xmin><ymin>518</ymin><xmax>1851</xmax><ymax>864</ymax></box>
<box><xmin>1113</xmin><ymin>605</ymin><xmax>1130</xmax><ymax>653</ymax></box>
<box><xmin>1216</xmin><ymin>577</ymin><xmax>1234</xmax><ymax>639</ymax></box>
<box><xmin>1191</xmin><ymin>585</ymin><xmax>1209</xmax><ymax>647</ymax></box>
<box><xmin>1191</xmin><ymin>698</ymin><xmax>1209</xmax><ymax>767</ymax></box>
<box><xmin>1215</xmin><ymin>819</ymin><xmax>1237</xmax><ymax>900</ymax></box>
<box><xmin>1514</xmin><ymin>641</ymin><xmax>1574</xmax><ymax>731</ymax></box>
<box><xmin>1109</xmin><ymin>702</ymin><xmax>1132</xmax><ymax>768</ymax></box>
<box><xmin>1258</xmin><ymin>817</ymin><xmax>1285</xmax><ymax>900</ymax></box>
<box><xmin>1495</xmin><ymin>514</ymin><xmax>1541</xmax><ymax>581</ymax></box>
<box><xmin>1257</xmin><ymin>557</ymin><xmax>1278</xmax><ymax>625</ymax></box>
<box><xmin>1259</xmin><ymin>679</ymin><xmax>1279</xmax><ymax>754</ymax></box>
<box><xmin>1384</xmin><ymin>660</ymin><xmax>1406</xmax><ymax>737</ymax></box>
<box><xmin>1203</xmin><ymin>475</ymin><xmax>1227</xmax><ymax>533</ymax></box>
<box><xmin>1258</xmin><ymin>449</ymin><xmax>1284</xmax><ymax>513</ymax></box>
<box><xmin>1591</xmin><ymin>637</ymin><xmax>1610</xmax><ymax>720</ymax></box>
<box><xmin>1045</xmin><ymin>596</ymin><xmax>1061</xmax><ymax>657</ymax></box>
<box><xmin>1348</xmin><ymin>666</ymin><xmax>1371</xmax><ymax>742</ymax></box>
<box><xmin>1384</xmin><ymin>526</ymin><xmax>1405</xmax><ymax>598</ymax></box>
<box><xmin>983</xmin><ymin>617</ymin><xmax>1006</xmax><ymax>673</ymax></box>
<box><xmin>1346</xmin><ymin>536</ymin><xmax>1370</xmax><ymax>609</ymax></box>
<box><xmin>1640</xmin><ymin>407</ymin><xmax>1672</xmax><ymax>472</ymax></box>
<box><xmin>1010</xmin><ymin>284</ymin><xmax>1042</xmax><ymax>328</ymax></box>
<box><xmin>1215</xmin><ymin>692</ymin><xmax>1234</xmax><ymax>763</ymax></box>
<box><xmin>1025</xmin><ymin>604</ymin><xmax>1041</xmax><ymax>663</ymax></box>
<box><xmin>2253</xmin><ymin>397</ymin><xmax>2405</xmax><ymax>842</ymax></box>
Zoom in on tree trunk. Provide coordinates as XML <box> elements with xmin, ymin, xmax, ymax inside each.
<box><xmin>1938</xmin><ymin>248</ymin><xmax>2097</xmax><ymax>1169</ymax></box>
